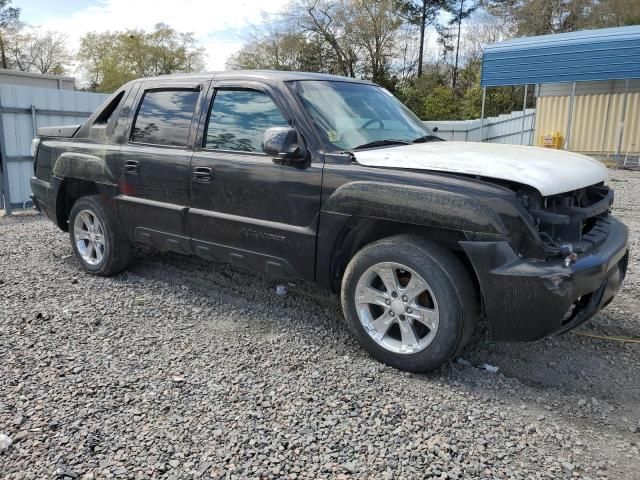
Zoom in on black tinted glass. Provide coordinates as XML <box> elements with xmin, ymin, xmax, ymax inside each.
<box><xmin>131</xmin><ymin>89</ymin><xmax>199</xmax><ymax>147</ymax></box>
<box><xmin>205</xmin><ymin>89</ymin><xmax>288</xmax><ymax>152</ymax></box>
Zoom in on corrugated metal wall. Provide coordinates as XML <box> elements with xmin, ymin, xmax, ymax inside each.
<box><xmin>538</xmin><ymin>79</ymin><xmax>640</xmax><ymax>96</ymax></box>
<box><xmin>0</xmin><ymin>85</ymin><xmax>107</xmax><ymax>208</ymax></box>
<box><xmin>424</xmin><ymin>108</ymin><xmax>535</xmax><ymax>145</ymax></box>
<box><xmin>0</xmin><ymin>69</ymin><xmax>76</xmax><ymax>90</ymax></box>
<box><xmin>535</xmin><ymin>91</ymin><xmax>640</xmax><ymax>154</ymax></box>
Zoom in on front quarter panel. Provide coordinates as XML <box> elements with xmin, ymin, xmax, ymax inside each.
<box><xmin>315</xmin><ymin>154</ymin><xmax>532</xmax><ymax>289</ymax></box>
<box><xmin>323</xmin><ymin>180</ymin><xmax>507</xmax><ymax>235</ymax></box>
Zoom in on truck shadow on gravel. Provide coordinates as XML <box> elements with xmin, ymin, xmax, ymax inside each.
<box><xmin>123</xmin><ymin>245</ymin><xmax>349</xmax><ymax>335</ymax></box>
<box><xmin>462</xmin><ymin>330</ymin><xmax>639</xmax><ymax>400</ymax></box>
<box><xmin>123</xmin><ymin>246</ymin><xmax>639</xmax><ymax>418</ymax></box>
<box><xmin>457</xmin><ymin>301</ymin><xmax>640</xmax><ymax>436</ymax></box>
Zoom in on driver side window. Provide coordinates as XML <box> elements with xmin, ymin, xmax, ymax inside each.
<box><xmin>204</xmin><ymin>89</ymin><xmax>289</xmax><ymax>152</ymax></box>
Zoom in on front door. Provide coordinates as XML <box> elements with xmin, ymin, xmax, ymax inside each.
<box><xmin>188</xmin><ymin>83</ymin><xmax>323</xmax><ymax>280</ymax></box>
<box><xmin>118</xmin><ymin>84</ymin><xmax>202</xmax><ymax>253</ymax></box>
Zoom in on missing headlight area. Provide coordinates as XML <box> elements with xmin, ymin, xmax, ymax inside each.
<box><xmin>521</xmin><ymin>184</ymin><xmax>614</xmax><ymax>254</ymax></box>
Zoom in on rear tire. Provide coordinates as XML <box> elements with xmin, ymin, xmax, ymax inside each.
<box><xmin>69</xmin><ymin>195</ymin><xmax>132</xmax><ymax>276</ymax></box>
<box><xmin>341</xmin><ymin>236</ymin><xmax>477</xmax><ymax>372</ymax></box>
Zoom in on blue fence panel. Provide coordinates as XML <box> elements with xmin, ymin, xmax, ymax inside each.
<box><xmin>0</xmin><ymin>85</ymin><xmax>107</xmax><ymax>209</ymax></box>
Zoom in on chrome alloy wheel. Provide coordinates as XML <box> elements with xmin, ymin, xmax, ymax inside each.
<box><xmin>73</xmin><ymin>209</ymin><xmax>106</xmax><ymax>266</ymax></box>
<box><xmin>354</xmin><ymin>262</ymin><xmax>439</xmax><ymax>354</ymax></box>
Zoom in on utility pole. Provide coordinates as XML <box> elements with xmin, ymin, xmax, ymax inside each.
<box><xmin>452</xmin><ymin>0</ymin><xmax>463</xmax><ymax>89</ymax></box>
<box><xmin>417</xmin><ymin>0</ymin><xmax>427</xmax><ymax>77</ymax></box>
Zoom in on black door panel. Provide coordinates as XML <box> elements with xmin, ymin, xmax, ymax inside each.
<box><xmin>118</xmin><ymin>144</ymin><xmax>192</xmax><ymax>240</ymax></box>
<box><xmin>189</xmin><ymin>152</ymin><xmax>321</xmax><ymax>279</ymax></box>
<box><xmin>189</xmin><ymin>84</ymin><xmax>323</xmax><ymax>281</ymax></box>
<box><xmin>117</xmin><ymin>86</ymin><xmax>201</xmax><ymax>241</ymax></box>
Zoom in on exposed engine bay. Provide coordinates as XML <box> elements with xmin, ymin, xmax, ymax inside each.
<box><xmin>519</xmin><ymin>183</ymin><xmax>613</xmax><ymax>255</ymax></box>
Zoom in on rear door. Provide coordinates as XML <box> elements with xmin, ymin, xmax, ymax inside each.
<box><xmin>188</xmin><ymin>80</ymin><xmax>324</xmax><ymax>280</ymax></box>
<box><xmin>117</xmin><ymin>81</ymin><xmax>205</xmax><ymax>253</ymax></box>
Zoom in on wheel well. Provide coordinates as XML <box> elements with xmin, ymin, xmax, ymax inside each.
<box><xmin>56</xmin><ymin>178</ymin><xmax>99</xmax><ymax>231</ymax></box>
<box><xmin>330</xmin><ymin>218</ymin><xmax>481</xmax><ymax>300</ymax></box>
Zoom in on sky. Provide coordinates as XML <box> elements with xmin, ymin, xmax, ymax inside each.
<box><xmin>13</xmin><ymin>0</ymin><xmax>291</xmax><ymax>71</ymax></box>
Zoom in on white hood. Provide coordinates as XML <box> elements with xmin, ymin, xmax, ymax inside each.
<box><xmin>353</xmin><ymin>141</ymin><xmax>609</xmax><ymax>196</ymax></box>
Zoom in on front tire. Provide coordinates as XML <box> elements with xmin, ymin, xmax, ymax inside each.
<box><xmin>341</xmin><ymin>236</ymin><xmax>477</xmax><ymax>372</ymax></box>
<box><xmin>69</xmin><ymin>195</ymin><xmax>132</xmax><ymax>276</ymax></box>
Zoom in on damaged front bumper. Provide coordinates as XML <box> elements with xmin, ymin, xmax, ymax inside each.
<box><xmin>461</xmin><ymin>216</ymin><xmax>629</xmax><ymax>341</ymax></box>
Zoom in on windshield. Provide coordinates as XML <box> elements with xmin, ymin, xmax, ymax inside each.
<box><xmin>289</xmin><ymin>80</ymin><xmax>432</xmax><ymax>152</ymax></box>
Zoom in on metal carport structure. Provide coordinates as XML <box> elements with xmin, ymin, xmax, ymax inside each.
<box><xmin>480</xmin><ymin>25</ymin><xmax>640</xmax><ymax>157</ymax></box>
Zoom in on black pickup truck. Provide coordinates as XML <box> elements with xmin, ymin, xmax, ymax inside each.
<box><xmin>30</xmin><ymin>71</ymin><xmax>629</xmax><ymax>372</ymax></box>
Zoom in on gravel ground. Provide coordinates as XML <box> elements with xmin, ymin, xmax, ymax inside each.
<box><xmin>1</xmin><ymin>169</ymin><xmax>639</xmax><ymax>480</ymax></box>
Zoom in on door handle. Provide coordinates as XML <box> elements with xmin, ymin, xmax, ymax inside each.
<box><xmin>124</xmin><ymin>160</ymin><xmax>139</xmax><ymax>174</ymax></box>
<box><xmin>193</xmin><ymin>166</ymin><xmax>213</xmax><ymax>183</ymax></box>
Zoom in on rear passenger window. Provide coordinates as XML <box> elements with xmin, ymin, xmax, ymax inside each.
<box><xmin>131</xmin><ymin>89</ymin><xmax>199</xmax><ymax>147</ymax></box>
<box><xmin>205</xmin><ymin>89</ymin><xmax>288</xmax><ymax>152</ymax></box>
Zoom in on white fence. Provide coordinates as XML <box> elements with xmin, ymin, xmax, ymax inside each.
<box><xmin>424</xmin><ymin>108</ymin><xmax>536</xmax><ymax>145</ymax></box>
<box><xmin>0</xmin><ymin>84</ymin><xmax>108</xmax><ymax>212</ymax></box>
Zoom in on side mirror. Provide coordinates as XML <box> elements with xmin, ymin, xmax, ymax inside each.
<box><xmin>262</xmin><ymin>127</ymin><xmax>307</xmax><ymax>162</ymax></box>
<box><xmin>432</xmin><ymin>126</ymin><xmax>439</xmax><ymax>133</ymax></box>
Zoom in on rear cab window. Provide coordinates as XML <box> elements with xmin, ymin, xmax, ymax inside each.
<box><xmin>94</xmin><ymin>91</ymin><xmax>125</xmax><ymax>127</ymax></box>
<box><xmin>130</xmin><ymin>89</ymin><xmax>200</xmax><ymax>147</ymax></box>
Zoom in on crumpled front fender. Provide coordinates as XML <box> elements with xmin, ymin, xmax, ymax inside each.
<box><xmin>322</xmin><ymin>181</ymin><xmax>508</xmax><ymax>236</ymax></box>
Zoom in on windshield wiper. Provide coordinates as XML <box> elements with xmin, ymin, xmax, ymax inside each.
<box><xmin>352</xmin><ymin>139</ymin><xmax>410</xmax><ymax>150</ymax></box>
<box><xmin>411</xmin><ymin>134</ymin><xmax>443</xmax><ymax>143</ymax></box>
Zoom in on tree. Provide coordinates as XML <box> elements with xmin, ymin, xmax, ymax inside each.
<box><xmin>288</xmin><ymin>0</ymin><xmax>358</xmax><ymax>77</ymax></box>
<box><xmin>443</xmin><ymin>0</ymin><xmax>479</xmax><ymax>89</ymax></box>
<box><xmin>0</xmin><ymin>0</ymin><xmax>20</xmax><ymax>69</ymax></box>
<box><xmin>398</xmin><ymin>0</ymin><xmax>443</xmax><ymax>77</ymax></box>
<box><xmin>228</xmin><ymin>29</ymin><xmax>325</xmax><ymax>71</ymax></box>
<box><xmin>9</xmin><ymin>30</ymin><xmax>71</xmax><ymax>74</ymax></box>
<box><xmin>460</xmin><ymin>11</ymin><xmax>510</xmax><ymax>61</ymax></box>
<box><xmin>77</xmin><ymin>32</ymin><xmax>129</xmax><ymax>92</ymax></box>
<box><xmin>592</xmin><ymin>0</ymin><xmax>640</xmax><ymax>26</ymax></box>
<box><xmin>348</xmin><ymin>0</ymin><xmax>402</xmax><ymax>85</ymax></box>
<box><xmin>77</xmin><ymin>23</ymin><xmax>206</xmax><ymax>92</ymax></box>
<box><xmin>139</xmin><ymin>24</ymin><xmax>205</xmax><ymax>76</ymax></box>
<box><xmin>230</xmin><ymin>0</ymin><xmax>403</xmax><ymax>87</ymax></box>
<box><xmin>227</xmin><ymin>13</ymin><xmax>330</xmax><ymax>72</ymax></box>
<box><xmin>396</xmin><ymin>64</ymin><xmax>455</xmax><ymax>118</ymax></box>
<box><xmin>483</xmin><ymin>0</ymin><xmax>640</xmax><ymax>36</ymax></box>
<box><xmin>232</xmin><ymin>0</ymin><xmax>639</xmax><ymax>122</ymax></box>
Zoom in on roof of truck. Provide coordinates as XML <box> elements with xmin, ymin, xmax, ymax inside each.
<box><xmin>145</xmin><ymin>70</ymin><xmax>375</xmax><ymax>84</ymax></box>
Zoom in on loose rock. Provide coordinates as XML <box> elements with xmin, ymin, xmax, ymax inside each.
<box><xmin>1</xmin><ymin>169</ymin><xmax>639</xmax><ymax>479</ymax></box>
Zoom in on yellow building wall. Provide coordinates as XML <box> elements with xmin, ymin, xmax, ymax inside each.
<box><xmin>535</xmin><ymin>92</ymin><xmax>640</xmax><ymax>155</ymax></box>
